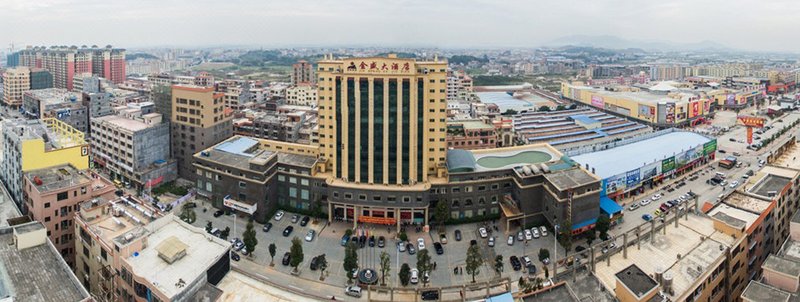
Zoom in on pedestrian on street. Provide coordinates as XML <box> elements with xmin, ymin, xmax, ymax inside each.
<box><xmin>434</xmin><ymin>262</ymin><xmax>437</xmax><ymax>270</ymax></box>
<box><xmin>460</xmin><ymin>267</ymin><xmax>463</xmax><ymax>274</ymax></box>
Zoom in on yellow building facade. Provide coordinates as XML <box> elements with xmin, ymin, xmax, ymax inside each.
<box><xmin>21</xmin><ymin>118</ymin><xmax>89</xmax><ymax>171</ymax></box>
<box><xmin>316</xmin><ymin>54</ymin><xmax>448</xmax><ymax>185</ymax></box>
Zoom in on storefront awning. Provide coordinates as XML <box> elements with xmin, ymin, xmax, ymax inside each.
<box><xmin>600</xmin><ymin>196</ymin><xmax>624</xmax><ymax>216</ymax></box>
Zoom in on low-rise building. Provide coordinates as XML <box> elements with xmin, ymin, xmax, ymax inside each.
<box><xmin>74</xmin><ymin>196</ymin><xmax>230</xmax><ymax>302</ymax></box>
<box><xmin>233</xmin><ymin>106</ymin><xmax>318</xmax><ymax>144</ymax></box>
<box><xmin>23</xmin><ymin>164</ymin><xmax>116</xmax><ymax>266</ymax></box>
<box><xmin>740</xmin><ymin>211</ymin><xmax>800</xmax><ymax>301</ymax></box>
<box><xmin>0</xmin><ymin>221</ymin><xmax>91</xmax><ymax>302</ymax></box>
<box><xmin>90</xmin><ymin>102</ymin><xmax>176</xmax><ymax>189</ymax></box>
<box><xmin>22</xmin><ymin>88</ymin><xmax>88</xmax><ymax>132</ymax></box>
<box><xmin>446</xmin><ymin>120</ymin><xmax>497</xmax><ymax>150</ymax></box>
<box><xmin>286</xmin><ymin>83</ymin><xmax>318</xmax><ymax>107</ymax></box>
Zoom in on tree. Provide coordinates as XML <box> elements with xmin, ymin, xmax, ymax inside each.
<box><xmin>205</xmin><ymin>221</ymin><xmax>213</xmax><ymax>233</ymax></box>
<box><xmin>243</xmin><ymin>220</ymin><xmax>258</xmax><ymax>256</ymax></box>
<box><xmin>555</xmin><ymin>105</ymin><xmax>566</xmax><ymax>111</ymax></box>
<box><xmin>586</xmin><ymin>228</ymin><xmax>596</xmax><ymax>245</ymax></box>
<box><xmin>416</xmin><ymin>249</ymin><xmax>432</xmax><ymax>286</ymax></box>
<box><xmin>179</xmin><ymin>206</ymin><xmax>196</xmax><ymax>223</ymax></box>
<box><xmin>596</xmin><ymin>215</ymin><xmax>611</xmax><ymax>241</ymax></box>
<box><xmin>494</xmin><ymin>255</ymin><xmax>504</xmax><ymax>274</ymax></box>
<box><xmin>433</xmin><ymin>200</ymin><xmax>449</xmax><ymax>229</ymax></box>
<box><xmin>558</xmin><ymin>220</ymin><xmax>573</xmax><ymax>252</ymax></box>
<box><xmin>538</xmin><ymin>106</ymin><xmax>551</xmax><ymax>112</ymax></box>
<box><xmin>538</xmin><ymin>248</ymin><xmax>550</xmax><ymax>262</ymax></box>
<box><xmin>502</xmin><ymin>109</ymin><xmax>518</xmax><ymax>116</ymax></box>
<box><xmin>268</xmin><ymin>243</ymin><xmax>277</xmax><ymax>266</ymax></box>
<box><xmin>399</xmin><ymin>263</ymin><xmax>411</xmax><ymax>286</ymax></box>
<box><xmin>289</xmin><ymin>237</ymin><xmax>304</xmax><ymax>273</ymax></box>
<box><xmin>318</xmin><ymin>254</ymin><xmax>328</xmax><ymax>281</ymax></box>
<box><xmin>220</xmin><ymin>226</ymin><xmax>230</xmax><ymax>240</ymax></box>
<box><xmin>399</xmin><ymin>231</ymin><xmax>408</xmax><ymax>242</ymax></box>
<box><xmin>345</xmin><ymin>228</ymin><xmax>353</xmax><ymax>237</ymax></box>
<box><xmin>380</xmin><ymin>251</ymin><xmax>391</xmax><ymax>286</ymax></box>
<box><xmin>466</xmin><ymin>244</ymin><xmax>482</xmax><ymax>283</ymax></box>
<box><xmin>343</xmin><ymin>242</ymin><xmax>359</xmax><ymax>284</ymax></box>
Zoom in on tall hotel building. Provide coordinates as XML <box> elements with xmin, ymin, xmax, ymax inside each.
<box><xmin>317</xmin><ymin>54</ymin><xmax>448</xmax><ymax>186</ymax></box>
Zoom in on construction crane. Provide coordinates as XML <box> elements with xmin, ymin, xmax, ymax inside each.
<box><xmin>737</xmin><ymin>115</ymin><xmax>766</xmax><ymax>145</ymax></box>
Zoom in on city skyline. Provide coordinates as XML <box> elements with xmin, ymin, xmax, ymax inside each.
<box><xmin>3</xmin><ymin>0</ymin><xmax>800</xmax><ymax>53</ymax></box>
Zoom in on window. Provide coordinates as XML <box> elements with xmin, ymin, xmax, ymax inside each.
<box><xmin>301</xmin><ymin>179</ymin><xmax>309</xmax><ymax>186</ymax></box>
<box><xmin>101</xmin><ymin>248</ymin><xmax>108</xmax><ymax>261</ymax></box>
<box><xmin>44</xmin><ymin>202</ymin><xmax>51</xmax><ymax>208</ymax></box>
<box><xmin>238</xmin><ymin>181</ymin><xmax>247</xmax><ymax>188</ymax></box>
<box><xmin>278</xmin><ymin>175</ymin><xmax>285</xmax><ymax>182</ymax></box>
<box><xmin>344</xmin><ymin>193</ymin><xmax>353</xmax><ymax>200</ymax></box>
<box><xmin>289</xmin><ymin>188</ymin><xmax>297</xmax><ymax>198</ymax></box>
<box><xmin>57</xmin><ymin>192</ymin><xmax>68</xmax><ymax>201</ymax></box>
<box><xmin>289</xmin><ymin>177</ymin><xmax>297</xmax><ymax>184</ymax></box>
<box><xmin>359</xmin><ymin>194</ymin><xmax>367</xmax><ymax>201</ymax></box>
<box><xmin>301</xmin><ymin>190</ymin><xmax>309</xmax><ymax>200</ymax></box>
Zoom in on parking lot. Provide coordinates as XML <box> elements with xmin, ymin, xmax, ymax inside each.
<box><xmin>190</xmin><ymin>198</ymin><xmax>564</xmax><ymax>292</ymax></box>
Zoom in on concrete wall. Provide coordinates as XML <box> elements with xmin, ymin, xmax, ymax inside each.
<box><xmin>762</xmin><ymin>269</ymin><xmax>799</xmax><ymax>293</ymax></box>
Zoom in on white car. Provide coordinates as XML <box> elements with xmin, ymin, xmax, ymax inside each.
<box><xmin>729</xmin><ymin>180</ymin><xmax>739</xmax><ymax>188</ymax></box>
<box><xmin>488</xmin><ymin>236</ymin><xmax>495</xmax><ymax>247</ymax></box>
<box><xmin>524</xmin><ymin>229</ymin><xmax>533</xmax><ymax>241</ymax></box>
<box><xmin>417</xmin><ymin>238</ymin><xmax>425</xmax><ymax>250</ymax></box>
<box><xmin>410</xmin><ymin>268</ymin><xmax>419</xmax><ymax>284</ymax></box>
<box><xmin>398</xmin><ymin>242</ymin><xmax>406</xmax><ymax>252</ymax></box>
<box><xmin>531</xmin><ymin>228</ymin><xmax>541</xmax><ymax>239</ymax></box>
<box><xmin>479</xmin><ymin>227</ymin><xmax>488</xmax><ymax>238</ymax></box>
<box><xmin>651</xmin><ymin>194</ymin><xmax>661</xmax><ymax>201</ymax></box>
<box><xmin>305</xmin><ymin>230</ymin><xmax>315</xmax><ymax>242</ymax></box>
<box><xmin>274</xmin><ymin>210</ymin><xmax>285</xmax><ymax>221</ymax></box>
<box><xmin>539</xmin><ymin>226</ymin><xmax>548</xmax><ymax>237</ymax></box>
<box><xmin>507</xmin><ymin>235</ymin><xmax>514</xmax><ymax>245</ymax></box>
<box><xmin>640</xmin><ymin>199</ymin><xmax>651</xmax><ymax>206</ymax></box>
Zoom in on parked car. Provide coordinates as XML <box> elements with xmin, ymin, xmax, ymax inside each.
<box><xmin>310</xmin><ymin>255</ymin><xmax>320</xmax><ymax>270</ymax></box>
<box><xmin>628</xmin><ymin>203</ymin><xmax>640</xmax><ymax>211</ymax></box>
<box><xmin>407</xmin><ymin>243</ymin><xmax>416</xmax><ymax>255</ymax></box>
<box><xmin>421</xmin><ymin>290</ymin><xmax>439</xmax><ymax>301</ymax></box>
<box><xmin>439</xmin><ymin>233</ymin><xmax>447</xmax><ymax>244</ymax></box>
<box><xmin>470</xmin><ymin>239</ymin><xmax>477</xmax><ymax>246</ymax></box>
<box><xmin>651</xmin><ymin>193</ymin><xmax>661</xmax><ymax>200</ymax></box>
<box><xmin>522</xmin><ymin>256</ymin><xmax>533</xmax><ymax>267</ymax></box>
<box><xmin>213</xmin><ymin>210</ymin><xmax>225</xmax><ymax>217</ymax></box>
<box><xmin>454</xmin><ymin>229</ymin><xmax>462</xmax><ymax>241</ymax></box>
<box><xmin>479</xmin><ymin>227</ymin><xmax>488</xmax><ymax>238</ymax></box>
<box><xmin>410</xmin><ymin>268</ymin><xmax>419</xmax><ymax>284</ymax></box>
<box><xmin>488</xmin><ymin>236</ymin><xmax>495</xmax><ymax>247</ymax></box>
<box><xmin>369</xmin><ymin>236</ymin><xmax>376</xmax><ymax>247</ymax></box>
<box><xmin>300</xmin><ymin>216</ymin><xmax>310</xmax><ymax>226</ymax></box>
<box><xmin>575</xmin><ymin>245</ymin><xmax>586</xmax><ymax>252</ymax></box>
<box><xmin>539</xmin><ymin>226</ymin><xmax>548</xmax><ymax>237</ymax></box>
<box><xmin>341</xmin><ymin>234</ymin><xmax>351</xmax><ymax>246</ymax></box>
<box><xmin>378</xmin><ymin>236</ymin><xmax>385</xmax><ymax>248</ymax></box>
<box><xmin>282</xmin><ymin>225</ymin><xmax>294</xmax><ymax>237</ymax></box>
<box><xmin>231</xmin><ymin>252</ymin><xmax>240</xmax><ymax>261</ymax></box>
<box><xmin>345</xmin><ymin>286</ymin><xmax>362</xmax><ymax>298</ymax></box>
<box><xmin>398</xmin><ymin>242</ymin><xmax>407</xmax><ymax>252</ymax></box>
<box><xmin>282</xmin><ymin>252</ymin><xmax>291</xmax><ymax>265</ymax></box>
<box><xmin>274</xmin><ymin>210</ymin><xmax>284</xmax><ymax>221</ymax></box>
<box><xmin>524</xmin><ymin>229</ymin><xmax>533</xmax><ymax>241</ymax></box>
<box><xmin>640</xmin><ymin>199</ymin><xmax>651</xmax><ymax>206</ymax></box>
<box><xmin>291</xmin><ymin>215</ymin><xmax>299</xmax><ymax>223</ymax></box>
<box><xmin>642</xmin><ymin>214</ymin><xmax>653</xmax><ymax>221</ymax></box>
<box><xmin>531</xmin><ymin>228</ymin><xmax>541</xmax><ymax>239</ymax></box>
<box><xmin>509</xmin><ymin>256</ymin><xmax>522</xmax><ymax>271</ymax></box>
<box><xmin>433</xmin><ymin>242</ymin><xmax>444</xmax><ymax>255</ymax></box>
<box><xmin>359</xmin><ymin>235</ymin><xmax>367</xmax><ymax>248</ymax></box>
<box><xmin>507</xmin><ymin>235</ymin><xmax>514</xmax><ymax>246</ymax></box>
<box><xmin>262</xmin><ymin>222</ymin><xmax>273</xmax><ymax>232</ymax></box>
<box><xmin>517</xmin><ymin>231</ymin><xmax>524</xmax><ymax>241</ymax></box>
<box><xmin>417</xmin><ymin>238</ymin><xmax>426</xmax><ymax>250</ymax></box>
<box><xmin>305</xmin><ymin>230</ymin><xmax>316</xmax><ymax>242</ymax></box>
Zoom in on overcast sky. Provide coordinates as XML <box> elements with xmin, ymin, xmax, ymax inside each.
<box><xmin>2</xmin><ymin>0</ymin><xmax>798</xmax><ymax>52</ymax></box>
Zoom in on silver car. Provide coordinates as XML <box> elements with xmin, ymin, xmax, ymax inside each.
<box><xmin>507</xmin><ymin>235</ymin><xmax>514</xmax><ymax>246</ymax></box>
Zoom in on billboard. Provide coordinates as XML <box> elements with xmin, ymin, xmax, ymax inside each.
<box><xmin>689</xmin><ymin>101</ymin><xmax>700</xmax><ymax>118</ymax></box>
<box><xmin>639</xmin><ymin>161</ymin><xmax>661</xmax><ymax>180</ymax></box>
<box><xmin>726</xmin><ymin>94</ymin><xmax>736</xmax><ymax>106</ymax></box>
<box><xmin>224</xmin><ymin>195</ymin><xmax>257</xmax><ymax>214</ymax></box>
<box><xmin>676</xmin><ymin>145</ymin><xmax>704</xmax><ymax>167</ymax></box>
<box><xmin>591</xmin><ymin>95</ymin><xmax>604</xmax><ymax>108</ymax></box>
<box><xmin>662</xmin><ymin>156</ymin><xmax>676</xmax><ymax>173</ymax></box>
<box><xmin>665</xmin><ymin>103</ymin><xmax>675</xmax><ymax>123</ymax></box>
<box><xmin>703</xmin><ymin>139</ymin><xmax>717</xmax><ymax>155</ymax></box>
<box><xmin>625</xmin><ymin>169</ymin><xmax>641</xmax><ymax>187</ymax></box>
<box><xmin>604</xmin><ymin>173</ymin><xmax>626</xmax><ymax>194</ymax></box>
<box><xmin>638</xmin><ymin>104</ymin><xmax>654</xmax><ymax>118</ymax></box>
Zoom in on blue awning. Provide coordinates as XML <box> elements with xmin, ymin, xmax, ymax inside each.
<box><xmin>485</xmin><ymin>292</ymin><xmax>514</xmax><ymax>302</ymax></box>
<box><xmin>572</xmin><ymin>217</ymin><xmax>597</xmax><ymax>230</ymax></box>
<box><xmin>600</xmin><ymin>196</ymin><xmax>624</xmax><ymax>215</ymax></box>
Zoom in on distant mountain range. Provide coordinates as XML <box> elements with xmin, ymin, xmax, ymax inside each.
<box><xmin>545</xmin><ymin>35</ymin><xmax>733</xmax><ymax>52</ymax></box>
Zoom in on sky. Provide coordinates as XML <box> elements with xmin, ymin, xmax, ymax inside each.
<box><xmin>2</xmin><ymin>0</ymin><xmax>799</xmax><ymax>52</ymax></box>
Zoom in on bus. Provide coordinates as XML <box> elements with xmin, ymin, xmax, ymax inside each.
<box><xmin>719</xmin><ymin>160</ymin><xmax>735</xmax><ymax>169</ymax></box>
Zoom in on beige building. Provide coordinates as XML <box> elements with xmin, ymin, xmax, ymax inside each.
<box><xmin>75</xmin><ymin>197</ymin><xmax>230</xmax><ymax>302</ymax></box>
<box><xmin>286</xmin><ymin>83</ymin><xmax>318</xmax><ymax>107</ymax></box>
<box><xmin>171</xmin><ymin>85</ymin><xmax>233</xmax><ymax>179</ymax></box>
<box><xmin>3</xmin><ymin>67</ymin><xmax>31</xmax><ymax>107</ymax></box>
<box><xmin>316</xmin><ymin>54</ymin><xmax>448</xmax><ymax>185</ymax></box>
<box><xmin>291</xmin><ymin>60</ymin><xmax>314</xmax><ymax>85</ymax></box>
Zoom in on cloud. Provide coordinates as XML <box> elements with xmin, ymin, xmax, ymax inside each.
<box><xmin>0</xmin><ymin>0</ymin><xmax>798</xmax><ymax>52</ymax></box>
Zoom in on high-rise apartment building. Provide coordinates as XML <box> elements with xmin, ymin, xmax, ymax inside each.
<box><xmin>23</xmin><ymin>164</ymin><xmax>116</xmax><ymax>267</ymax></box>
<box><xmin>171</xmin><ymin>85</ymin><xmax>233</xmax><ymax>179</ymax></box>
<box><xmin>91</xmin><ymin>102</ymin><xmax>176</xmax><ymax>189</ymax></box>
<box><xmin>2</xmin><ymin>67</ymin><xmax>31</xmax><ymax>107</ymax></box>
<box><xmin>292</xmin><ymin>60</ymin><xmax>314</xmax><ymax>85</ymax></box>
<box><xmin>316</xmin><ymin>54</ymin><xmax>448</xmax><ymax>185</ymax></box>
<box><xmin>15</xmin><ymin>45</ymin><xmax>126</xmax><ymax>90</ymax></box>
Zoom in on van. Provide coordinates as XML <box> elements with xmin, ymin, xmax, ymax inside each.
<box><xmin>209</xmin><ymin>228</ymin><xmax>220</xmax><ymax>237</ymax></box>
<box><xmin>345</xmin><ymin>286</ymin><xmax>362</xmax><ymax>298</ymax></box>
<box><xmin>715</xmin><ymin>172</ymin><xmax>726</xmax><ymax>179</ymax></box>
<box><xmin>113</xmin><ymin>179</ymin><xmax>123</xmax><ymax>188</ymax></box>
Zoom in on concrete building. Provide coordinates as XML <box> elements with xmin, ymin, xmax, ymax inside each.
<box><xmin>2</xmin><ymin>67</ymin><xmax>30</xmax><ymax>107</ymax></box>
<box><xmin>72</xmin><ymin>73</ymin><xmax>101</xmax><ymax>93</ymax></box>
<box><xmin>446</xmin><ymin>120</ymin><xmax>497</xmax><ymax>150</ymax></box>
<box><xmin>446</xmin><ymin>69</ymin><xmax>473</xmax><ymax>101</ymax></box>
<box><xmin>150</xmin><ymin>84</ymin><xmax>172</xmax><ymax>122</ymax></box>
<box><xmin>171</xmin><ymin>85</ymin><xmax>233</xmax><ymax>180</ymax></box>
<box><xmin>740</xmin><ymin>211</ymin><xmax>800</xmax><ymax>301</ymax></box>
<box><xmin>0</xmin><ymin>221</ymin><xmax>92</xmax><ymax>302</ymax></box>
<box><xmin>82</xmin><ymin>91</ymin><xmax>114</xmax><ymax>119</ymax></box>
<box><xmin>23</xmin><ymin>164</ymin><xmax>116</xmax><ymax>266</ymax></box>
<box><xmin>292</xmin><ymin>60</ymin><xmax>314</xmax><ymax>85</ymax></box>
<box><xmin>15</xmin><ymin>45</ymin><xmax>126</xmax><ymax>89</ymax></box>
<box><xmin>233</xmin><ymin>105</ymin><xmax>318</xmax><ymax>144</ymax></box>
<box><xmin>91</xmin><ymin>102</ymin><xmax>176</xmax><ymax>189</ymax></box>
<box><xmin>221</xmin><ymin>81</ymin><xmax>254</xmax><ymax>110</ymax></box>
<box><xmin>74</xmin><ymin>197</ymin><xmax>230</xmax><ymax>302</ymax></box>
<box><xmin>0</xmin><ymin>118</ymin><xmax>90</xmax><ymax>207</ymax></box>
<box><xmin>22</xmin><ymin>88</ymin><xmax>88</xmax><ymax>132</ymax></box>
<box><xmin>30</xmin><ymin>68</ymin><xmax>54</xmax><ymax>90</ymax></box>
<box><xmin>286</xmin><ymin>83</ymin><xmax>318</xmax><ymax>107</ymax></box>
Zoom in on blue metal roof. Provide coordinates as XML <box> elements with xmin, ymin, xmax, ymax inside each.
<box><xmin>600</xmin><ymin>196</ymin><xmax>624</xmax><ymax>215</ymax></box>
<box><xmin>572</xmin><ymin>217</ymin><xmax>598</xmax><ymax>230</ymax></box>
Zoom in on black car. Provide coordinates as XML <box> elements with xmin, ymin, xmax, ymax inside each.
<box><xmin>575</xmin><ymin>245</ymin><xmax>586</xmax><ymax>252</ymax></box>
<box><xmin>231</xmin><ymin>252</ymin><xmax>241</xmax><ymax>261</ymax></box>
<box><xmin>359</xmin><ymin>235</ymin><xmax>367</xmax><ymax>248</ymax></box>
<box><xmin>509</xmin><ymin>256</ymin><xmax>522</xmax><ymax>271</ymax></box>
<box><xmin>527</xmin><ymin>264</ymin><xmax>537</xmax><ymax>274</ymax></box>
<box><xmin>283</xmin><ymin>226</ymin><xmax>294</xmax><ymax>237</ymax></box>
<box><xmin>470</xmin><ymin>239</ymin><xmax>477</xmax><ymax>246</ymax></box>
<box><xmin>407</xmin><ymin>243</ymin><xmax>416</xmax><ymax>255</ymax></box>
<box><xmin>262</xmin><ymin>222</ymin><xmax>273</xmax><ymax>232</ymax></box>
<box><xmin>378</xmin><ymin>236</ymin><xmax>385</xmax><ymax>248</ymax></box>
<box><xmin>421</xmin><ymin>290</ymin><xmax>439</xmax><ymax>301</ymax></box>
<box><xmin>115</xmin><ymin>189</ymin><xmax>124</xmax><ymax>196</ymax></box>
<box><xmin>310</xmin><ymin>256</ymin><xmax>319</xmax><ymax>270</ymax></box>
<box><xmin>300</xmin><ymin>216</ymin><xmax>310</xmax><ymax>227</ymax></box>
<box><xmin>368</xmin><ymin>236</ymin><xmax>376</xmax><ymax>247</ymax></box>
<box><xmin>433</xmin><ymin>242</ymin><xmax>444</xmax><ymax>255</ymax></box>
<box><xmin>454</xmin><ymin>229</ymin><xmax>462</xmax><ymax>241</ymax></box>
<box><xmin>718</xmin><ymin>149</ymin><xmax>726</xmax><ymax>153</ymax></box>
<box><xmin>213</xmin><ymin>210</ymin><xmax>224</xmax><ymax>217</ymax></box>
<box><xmin>282</xmin><ymin>252</ymin><xmax>291</xmax><ymax>265</ymax></box>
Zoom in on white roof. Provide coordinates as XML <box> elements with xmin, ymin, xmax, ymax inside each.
<box><xmin>572</xmin><ymin>132</ymin><xmax>710</xmax><ymax>178</ymax></box>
